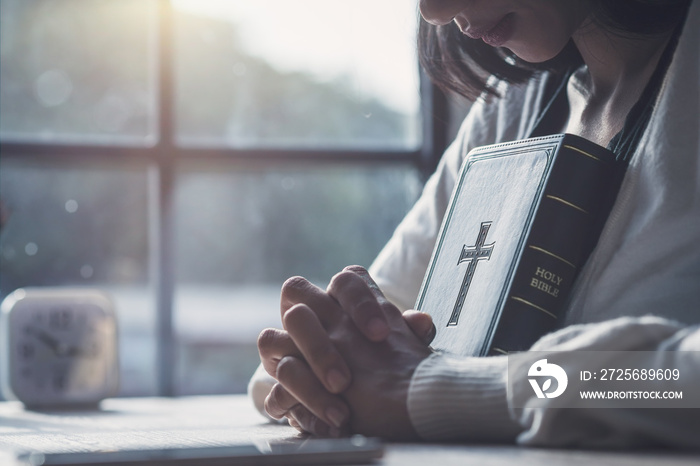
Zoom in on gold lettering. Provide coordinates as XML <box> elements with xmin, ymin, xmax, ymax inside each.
<box><xmin>529</xmin><ymin>277</ymin><xmax>560</xmax><ymax>298</ymax></box>
<box><xmin>533</xmin><ymin>267</ymin><xmax>563</xmax><ymax>286</ymax></box>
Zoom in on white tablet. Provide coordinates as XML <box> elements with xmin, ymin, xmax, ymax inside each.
<box><xmin>15</xmin><ymin>436</ymin><xmax>383</xmax><ymax>466</ymax></box>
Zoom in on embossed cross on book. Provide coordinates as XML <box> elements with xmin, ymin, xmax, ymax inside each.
<box><xmin>448</xmin><ymin>221</ymin><xmax>495</xmax><ymax>326</ymax></box>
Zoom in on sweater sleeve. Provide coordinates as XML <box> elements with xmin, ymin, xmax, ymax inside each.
<box><xmin>407</xmin><ymin>353</ymin><xmax>522</xmax><ymax>441</ymax></box>
<box><xmin>407</xmin><ymin>316</ymin><xmax>700</xmax><ymax>449</ymax></box>
<box><xmin>513</xmin><ymin>317</ymin><xmax>700</xmax><ymax>449</ymax></box>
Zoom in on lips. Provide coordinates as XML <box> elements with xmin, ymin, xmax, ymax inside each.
<box><xmin>462</xmin><ymin>13</ymin><xmax>515</xmax><ymax>47</ymax></box>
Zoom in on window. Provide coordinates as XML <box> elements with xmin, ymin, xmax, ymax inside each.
<box><xmin>0</xmin><ymin>0</ymin><xmax>446</xmax><ymax>397</ymax></box>
<box><xmin>173</xmin><ymin>0</ymin><xmax>422</xmax><ymax>150</ymax></box>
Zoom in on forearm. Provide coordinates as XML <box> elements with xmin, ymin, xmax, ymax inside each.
<box><xmin>407</xmin><ymin>316</ymin><xmax>700</xmax><ymax>448</ymax></box>
<box><xmin>407</xmin><ymin>353</ymin><xmax>522</xmax><ymax>442</ymax></box>
<box><xmin>514</xmin><ymin>316</ymin><xmax>700</xmax><ymax>449</ymax></box>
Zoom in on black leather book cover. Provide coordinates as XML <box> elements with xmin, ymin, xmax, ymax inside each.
<box><xmin>415</xmin><ymin>134</ymin><xmax>622</xmax><ymax>356</ymax></box>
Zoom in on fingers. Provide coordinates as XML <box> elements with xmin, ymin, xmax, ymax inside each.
<box><xmin>287</xmin><ymin>415</ymin><xmax>303</xmax><ymax>432</ymax></box>
<box><xmin>264</xmin><ymin>381</ymin><xmax>301</xmax><ymax>420</ymax></box>
<box><xmin>283</xmin><ymin>304</ymin><xmax>352</xmax><ymax>394</ymax></box>
<box><xmin>259</xmin><ymin>333</ymin><xmax>346</xmax><ymax>437</ymax></box>
<box><xmin>257</xmin><ymin>328</ymin><xmax>301</xmax><ymax>377</ymax></box>
<box><xmin>326</xmin><ymin>265</ymin><xmax>400</xmax><ymax>342</ymax></box>
<box><xmin>281</xmin><ymin>268</ymin><xmax>400</xmax><ymax>343</ymax></box>
<box><xmin>403</xmin><ymin>310</ymin><xmax>437</xmax><ymax>345</ymax></box>
<box><xmin>272</xmin><ymin>355</ymin><xmax>350</xmax><ymax>431</ymax></box>
<box><xmin>265</xmin><ymin>385</ymin><xmax>337</xmax><ymax>437</ymax></box>
<box><xmin>286</xmin><ymin>405</ymin><xmax>340</xmax><ymax>437</ymax></box>
<box><xmin>281</xmin><ymin>276</ymin><xmax>341</xmax><ymax>328</ymax></box>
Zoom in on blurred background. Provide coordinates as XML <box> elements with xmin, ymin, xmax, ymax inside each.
<box><xmin>0</xmin><ymin>0</ymin><xmax>467</xmax><ymax>397</ymax></box>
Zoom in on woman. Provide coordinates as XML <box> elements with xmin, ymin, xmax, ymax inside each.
<box><xmin>250</xmin><ymin>0</ymin><xmax>700</xmax><ymax>448</ymax></box>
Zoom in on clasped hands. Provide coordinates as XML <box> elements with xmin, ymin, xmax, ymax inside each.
<box><xmin>257</xmin><ymin>265</ymin><xmax>436</xmax><ymax>440</ymax></box>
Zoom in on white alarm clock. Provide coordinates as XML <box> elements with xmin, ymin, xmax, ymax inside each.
<box><xmin>0</xmin><ymin>288</ymin><xmax>119</xmax><ymax>409</ymax></box>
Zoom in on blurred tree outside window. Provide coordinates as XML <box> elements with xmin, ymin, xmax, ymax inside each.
<box><xmin>173</xmin><ymin>0</ymin><xmax>421</xmax><ymax>149</ymax></box>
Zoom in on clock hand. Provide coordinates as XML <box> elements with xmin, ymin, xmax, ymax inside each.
<box><xmin>27</xmin><ymin>327</ymin><xmax>62</xmax><ymax>354</ymax></box>
<box><xmin>66</xmin><ymin>346</ymin><xmax>91</xmax><ymax>358</ymax></box>
<box><xmin>27</xmin><ymin>327</ymin><xmax>76</xmax><ymax>357</ymax></box>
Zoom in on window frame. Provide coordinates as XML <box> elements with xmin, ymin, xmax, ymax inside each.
<box><xmin>0</xmin><ymin>0</ymin><xmax>449</xmax><ymax>396</ymax></box>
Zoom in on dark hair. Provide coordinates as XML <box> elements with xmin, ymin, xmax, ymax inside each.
<box><xmin>419</xmin><ymin>0</ymin><xmax>693</xmax><ymax>101</ymax></box>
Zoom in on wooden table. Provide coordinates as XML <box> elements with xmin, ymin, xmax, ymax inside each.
<box><xmin>0</xmin><ymin>395</ymin><xmax>698</xmax><ymax>465</ymax></box>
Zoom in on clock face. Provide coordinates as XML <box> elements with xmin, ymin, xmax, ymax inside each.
<box><xmin>3</xmin><ymin>291</ymin><xmax>118</xmax><ymax>407</ymax></box>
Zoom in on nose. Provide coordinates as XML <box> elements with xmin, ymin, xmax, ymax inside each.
<box><xmin>419</xmin><ymin>0</ymin><xmax>466</xmax><ymax>26</ymax></box>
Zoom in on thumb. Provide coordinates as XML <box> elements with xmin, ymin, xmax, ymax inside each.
<box><xmin>402</xmin><ymin>310</ymin><xmax>436</xmax><ymax>345</ymax></box>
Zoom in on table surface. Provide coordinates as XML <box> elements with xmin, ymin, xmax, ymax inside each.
<box><xmin>0</xmin><ymin>395</ymin><xmax>698</xmax><ymax>466</ymax></box>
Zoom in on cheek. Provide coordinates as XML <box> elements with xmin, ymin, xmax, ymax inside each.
<box><xmin>420</xmin><ymin>0</ymin><xmax>471</xmax><ymax>26</ymax></box>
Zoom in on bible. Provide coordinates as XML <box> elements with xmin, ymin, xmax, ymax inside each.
<box><xmin>415</xmin><ymin>134</ymin><xmax>624</xmax><ymax>356</ymax></box>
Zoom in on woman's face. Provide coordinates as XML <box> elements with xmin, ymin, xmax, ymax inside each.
<box><xmin>419</xmin><ymin>0</ymin><xmax>591</xmax><ymax>63</ymax></box>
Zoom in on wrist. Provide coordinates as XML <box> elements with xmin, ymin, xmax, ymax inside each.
<box><xmin>407</xmin><ymin>353</ymin><xmax>522</xmax><ymax>442</ymax></box>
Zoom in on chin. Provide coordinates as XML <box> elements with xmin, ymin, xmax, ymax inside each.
<box><xmin>508</xmin><ymin>45</ymin><xmax>566</xmax><ymax>64</ymax></box>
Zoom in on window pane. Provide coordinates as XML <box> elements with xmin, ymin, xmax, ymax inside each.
<box><xmin>173</xmin><ymin>0</ymin><xmax>421</xmax><ymax>149</ymax></box>
<box><xmin>173</xmin><ymin>163</ymin><xmax>422</xmax><ymax>394</ymax></box>
<box><xmin>0</xmin><ymin>160</ymin><xmax>157</xmax><ymax>396</ymax></box>
<box><xmin>0</xmin><ymin>0</ymin><xmax>157</xmax><ymax>145</ymax></box>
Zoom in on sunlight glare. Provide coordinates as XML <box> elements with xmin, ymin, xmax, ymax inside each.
<box><xmin>171</xmin><ymin>0</ymin><xmax>419</xmax><ymax>114</ymax></box>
